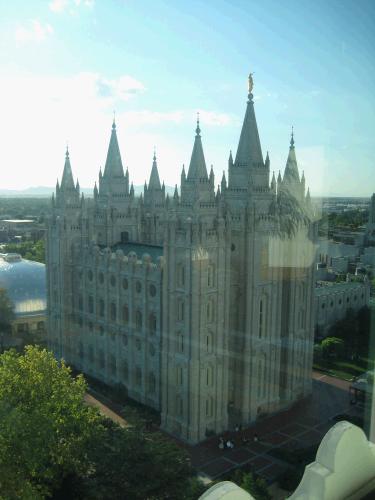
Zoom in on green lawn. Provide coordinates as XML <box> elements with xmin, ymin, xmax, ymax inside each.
<box><xmin>314</xmin><ymin>356</ymin><xmax>372</xmax><ymax>381</ymax></box>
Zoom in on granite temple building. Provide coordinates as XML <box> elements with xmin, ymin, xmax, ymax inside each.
<box><xmin>46</xmin><ymin>75</ymin><xmax>317</xmax><ymax>443</ymax></box>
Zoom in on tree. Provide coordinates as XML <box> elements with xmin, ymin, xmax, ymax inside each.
<box><xmin>321</xmin><ymin>337</ymin><xmax>345</xmax><ymax>360</ymax></box>
<box><xmin>81</xmin><ymin>420</ymin><xmax>195</xmax><ymax>500</ymax></box>
<box><xmin>0</xmin><ymin>346</ymin><xmax>103</xmax><ymax>499</ymax></box>
<box><xmin>0</xmin><ymin>288</ymin><xmax>14</xmax><ymax>336</ymax></box>
<box><xmin>0</xmin><ymin>346</ymin><xmax>201</xmax><ymax>500</ymax></box>
<box><xmin>232</xmin><ymin>470</ymin><xmax>271</xmax><ymax>500</ymax></box>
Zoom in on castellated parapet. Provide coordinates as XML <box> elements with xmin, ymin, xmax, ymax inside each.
<box><xmin>46</xmin><ymin>78</ymin><xmax>317</xmax><ymax>443</ymax></box>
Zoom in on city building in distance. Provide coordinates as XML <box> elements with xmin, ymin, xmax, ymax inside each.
<box><xmin>46</xmin><ymin>75</ymin><xmax>317</xmax><ymax>443</ymax></box>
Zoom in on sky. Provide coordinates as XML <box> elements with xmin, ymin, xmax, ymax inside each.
<box><xmin>0</xmin><ymin>0</ymin><xmax>374</xmax><ymax>196</ymax></box>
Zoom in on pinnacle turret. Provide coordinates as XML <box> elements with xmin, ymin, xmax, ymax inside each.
<box><xmin>187</xmin><ymin>117</ymin><xmax>208</xmax><ymax>181</ymax></box>
<box><xmin>234</xmin><ymin>76</ymin><xmax>263</xmax><ymax>167</ymax></box>
<box><xmin>61</xmin><ymin>146</ymin><xmax>75</xmax><ymax>190</ymax></box>
<box><xmin>271</xmin><ymin>171</ymin><xmax>276</xmax><ymax>193</ymax></box>
<box><xmin>148</xmin><ymin>150</ymin><xmax>162</xmax><ymax>190</ymax></box>
<box><xmin>103</xmin><ymin>119</ymin><xmax>124</xmax><ymax>178</ymax></box>
<box><xmin>283</xmin><ymin>128</ymin><xmax>300</xmax><ymax>184</ymax></box>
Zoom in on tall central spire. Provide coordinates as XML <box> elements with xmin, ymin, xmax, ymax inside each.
<box><xmin>61</xmin><ymin>146</ymin><xmax>75</xmax><ymax>189</ymax></box>
<box><xmin>103</xmin><ymin>118</ymin><xmax>124</xmax><ymax>178</ymax></box>
<box><xmin>283</xmin><ymin>128</ymin><xmax>300</xmax><ymax>183</ymax></box>
<box><xmin>234</xmin><ymin>74</ymin><xmax>263</xmax><ymax>167</ymax></box>
<box><xmin>187</xmin><ymin>114</ymin><xmax>208</xmax><ymax>180</ymax></box>
<box><xmin>148</xmin><ymin>149</ymin><xmax>162</xmax><ymax>190</ymax></box>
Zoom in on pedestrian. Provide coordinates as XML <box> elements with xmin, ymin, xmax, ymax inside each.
<box><xmin>218</xmin><ymin>437</ymin><xmax>225</xmax><ymax>450</ymax></box>
<box><xmin>253</xmin><ymin>433</ymin><xmax>259</xmax><ymax>442</ymax></box>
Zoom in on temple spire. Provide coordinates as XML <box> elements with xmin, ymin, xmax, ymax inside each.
<box><xmin>61</xmin><ymin>146</ymin><xmax>75</xmax><ymax>189</ymax></box>
<box><xmin>187</xmin><ymin>117</ymin><xmax>208</xmax><ymax>180</ymax></box>
<box><xmin>148</xmin><ymin>149</ymin><xmax>161</xmax><ymax>190</ymax></box>
<box><xmin>234</xmin><ymin>73</ymin><xmax>263</xmax><ymax>168</ymax></box>
<box><xmin>283</xmin><ymin>127</ymin><xmax>300</xmax><ymax>183</ymax></box>
<box><xmin>103</xmin><ymin>119</ymin><xmax>124</xmax><ymax>177</ymax></box>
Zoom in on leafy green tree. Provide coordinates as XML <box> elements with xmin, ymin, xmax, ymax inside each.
<box><xmin>0</xmin><ymin>288</ymin><xmax>14</xmax><ymax>335</ymax></box>
<box><xmin>0</xmin><ymin>346</ymin><xmax>202</xmax><ymax>500</ymax></box>
<box><xmin>321</xmin><ymin>337</ymin><xmax>345</xmax><ymax>360</ymax></box>
<box><xmin>2</xmin><ymin>238</ymin><xmax>45</xmax><ymax>263</ymax></box>
<box><xmin>81</xmin><ymin>420</ymin><xmax>195</xmax><ymax>500</ymax></box>
<box><xmin>0</xmin><ymin>346</ymin><xmax>103</xmax><ymax>499</ymax></box>
<box><xmin>232</xmin><ymin>470</ymin><xmax>271</xmax><ymax>500</ymax></box>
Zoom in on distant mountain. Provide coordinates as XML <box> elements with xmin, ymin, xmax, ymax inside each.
<box><xmin>0</xmin><ymin>185</ymin><xmax>175</xmax><ymax>198</ymax></box>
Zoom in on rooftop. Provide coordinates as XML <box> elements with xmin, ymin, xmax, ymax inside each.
<box><xmin>315</xmin><ymin>280</ymin><xmax>367</xmax><ymax>296</ymax></box>
<box><xmin>109</xmin><ymin>242</ymin><xmax>163</xmax><ymax>262</ymax></box>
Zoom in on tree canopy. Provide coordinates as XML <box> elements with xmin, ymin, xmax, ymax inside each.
<box><xmin>0</xmin><ymin>346</ymin><xmax>200</xmax><ymax>500</ymax></box>
<box><xmin>0</xmin><ymin>288</ymin><xmax>14</xmax><ymax>334</ymax></box>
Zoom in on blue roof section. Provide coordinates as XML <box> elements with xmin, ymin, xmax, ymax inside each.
<box><xmin>0</xmin><ymin>256</ymin><xmax>46</xmax><ymax>317</ymax></box>
<box><xmin>110</xmin><ymin>242</ymin><xmax>163</xmax><ymax>261</ymax></box>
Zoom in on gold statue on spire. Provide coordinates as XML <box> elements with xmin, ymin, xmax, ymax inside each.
<box><xmin>248</xmin><ymin>72</ymin><xmax>254</xmax><ymax>93</ymax></box>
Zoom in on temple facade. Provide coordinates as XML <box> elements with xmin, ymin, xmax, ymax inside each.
<box><xmin>46</xmin><ymin>77</ymin><xmax>317</xmax><ymax>443</ymax></box>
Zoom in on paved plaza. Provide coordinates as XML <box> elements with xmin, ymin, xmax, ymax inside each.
<box><xmin>189</xmin><ymin>371</ymin><xmax>363</xmax><ymax>482</ymax></box>
<box><xmin>86</xmin><ymin>371</ymin><xmax>364</xmax><ymax>485</ymax></box>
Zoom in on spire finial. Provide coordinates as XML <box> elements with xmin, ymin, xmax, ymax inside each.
<box><xmin>196</xmin><ymin>111</ymin><xmax>201</xmax><ymax>136</ymax></box>
<box><xmin>66</xmin><ymin>143</ymin><xmax>69</xmax><ymax>158</ymax></box>
<box><xmin>290</xmin><ymin>126</ymin><xmax>295</xmax><ymax>147</ymax></box>
<box><xmin>112</xmin><ymin>110</ymin><xmax>116</xmax><ymax>130</ymax></box>
<box><xmin>248</xmin><ymin>72</ymin><xmax>254</xmax><ymax>94</ymax></box>
<box><xmin>153</xmin><ymin>146</ymin><xmax>156</xmax><ymax>162</ymax></box>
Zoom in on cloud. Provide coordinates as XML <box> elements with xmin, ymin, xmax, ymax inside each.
<box><xmin>49</xmin><ymin>0</ymin><xmax>94</xmax><ymax>14</ymax></box>
<box><xmin>122</xmin><ymin>109</ymin><xmax>234</xmax><ymax>128</ymax></box>
<box><xmin>0</xmin><ymin>71</ymin><xmax>236</xmax><ymax>190</ymax></box>
<box><xmin>15</xmin><ymin>20</ymin><xmax>54</xmax><ymax>43</ymax></box>
<box><xmin>97</xmin><ymin>75</ymin><xmax>145</xmax><ymax>101</ymax></box>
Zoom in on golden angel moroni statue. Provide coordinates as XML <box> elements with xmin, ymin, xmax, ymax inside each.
<box><xmin>248</xmin><ymin>72</ymin><xmax>254</xmax><ymax>93</ymax></box>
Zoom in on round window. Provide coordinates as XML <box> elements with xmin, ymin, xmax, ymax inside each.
<box><xmin>110</xmin><ymin>275</ymin><xmax>116</xmax><ymax>287</ymax></box>
<box><xmin>149</xmin><ymin>284</ymin><xmax>156</xmax><ymax>297</ymax></box>
<box><xmin>122</xmin><ymin>278</ymin><xmax>128</xmax><ymax>290</ymax></box>
<box><xmin>136</xmin><ymin>281</ymin><xmax>142</xmax><ymax>293</ymax></box>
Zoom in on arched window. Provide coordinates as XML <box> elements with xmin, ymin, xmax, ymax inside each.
<box><xmin>149</xmin><ymin>313</ymin><xmax>157</xmax><ymax>335</ymax></box>
<box><xmin>88</xmin><ymin>295</ymin><xmax>94</xmax><ymax>313</ymax></box>
<box><xmin>98</xmin><ymin>350</ymin><xmax>105</xmax><ymax>369</ymax></box>
<box><xmin>110</xmin><ymin>303</ymin><xmax>117</xmax><ymax>322</ymax></box>
<box><xmin>207</xmin><ymin>299</ymin><xmax>215</xmax><ymax>323</ymax></box>
<box><xmin>176</xmin><ymin>366</ymin><xmax>183</xmax><ymax>386</ymax></box>
<box><xmin>205</xmin><ymin>397</ymin><xmax>213</xmax><ymax>417</ymax></box>
<box><xmin>206</xmin><ymin>366</ymin><xmax>213</xmax><ymax>386</ymax></box>
<box><xmin>99</xmin><ymin>299</ymin><xmax>105</xmax><ymax>317</ymax></box>
<box><xmin>88</xmin><ymin>345</ymin><xmax>94</xmax><ymax>363</ymax></box>
<box><xmin>207</xmin><ymin>264</ymin><xmax>215</xmax><ymax>288</ymax></box>
<box><xmin>176</xmin><ymin>395</ymin><xmax>183</xmax><ymax>416</ymax></box>
<box><xmin>122</xmin><ymin>361</ymin><xmax>128</xmax><ymax>381</ymax></box>
<box><xmin>259</xmin><ymin>296</ymin><xmax>267</xmax><ymax>338</ymax></box>
<box><xmin>122</xmin><ymin>305</ymin><xmax>129</xmax><ymax>324</ymax></box>
<box><xmin>176</xmin><ymin>332</ymin><xmax>184</xmax><ymax>353</ymax></box>
<box><xmin>135</xmin><ymin>310</ymin><xmax>142</xmax><ymax>331</ymax></box>
<box><xmin>78</xmin><ymin>295</ymin><xmax>83</xmax><ymax>311</ymax></box>
<box><xmin>109</xmin><ymin>355</ymin><xmax>116</xmax><ymax>377</ymax></box>
<box><xmin>177</xmin><ymin>300</ymin><xmax>185</xmax><ymax>322</ymax></box>
<box><xmin>206</xmin><ymin>333</ymin><xmax>212</xmax><ymax>353</ymax></box>
<box><xmin>257</xmin><ymin>358</ymin><xmax>262</xmax><ymax>399</ymax></box>
<box><xmin>78</xmin><ymin>341</ymin><xmax>84</xmax><ymax>359</ymax></box>
<box><xmin>148</xmin><ymin>372</ymin><xmax>156</xmax><ymax>394</ymax></box>
<box><xmin>177</xmin><ymin>264</ymin><xmax>185</xmax><ymax>287</ymax></box>
<box><xmin>135</xmin><ymin>367</ymin><xmax>142</xmax><ymax>387</ymax></box>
